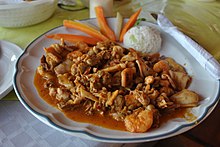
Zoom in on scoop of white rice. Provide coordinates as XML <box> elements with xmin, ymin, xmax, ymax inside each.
<box><xmin>123</xmin><ymin>26</ymin><xmax>162</xmax><ymax>53</ymax></box>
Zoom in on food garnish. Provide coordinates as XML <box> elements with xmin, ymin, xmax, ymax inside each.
<box><xmin>115</xmin><ymin>12</ymin><xmax>123</xmax><ymax>41</ymax></box>
<box><xmin>134</xmin><ymin>18</ymin><xmax>147</xmax><ymax>26</ymax></box>
<box><xmin>62</xmin><ymin>7</ymin><xmax>142</xmax><ymax>43</ymax></box>
<box><xmin>119</xmin><ymin>7</ymin><xmax>142</xmax><ymax>42</ymax></box>
<box><xmin>46</xmin><ymin>34</ymin><xmax>99</xmax><ymax>45</ymax></box>
<box><xmin>63</xmin><ymin>20</ymin><xmax>109</xmax><ymax>41</ymax></box>
<box><xmin>95</xmin><ymin>6</ymin><xmax>116</xmax><ymax>41</ymax></box>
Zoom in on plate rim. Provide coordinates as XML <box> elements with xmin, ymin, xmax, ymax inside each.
<box><xmin>0</xmin><ymin>39</ymin><xmax>22</xmax><ymax>99</ymax></box>
<box><xmin>13</xmin><ymin>18</ymin><xmax>220</xmax><ymax>142</ymax></box>
<box><xmin>13</xmin><ymin>79</ymin><xmax>220</xmax><ymax>142</ymax></box>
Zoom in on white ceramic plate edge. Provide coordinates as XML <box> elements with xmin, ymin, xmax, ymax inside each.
<box><xmin>0</xmin><ymin>40</ymin><xmax>23</xmax><ymax>99</ymax></box>
<box><xmin>13</xmin><ymin>18</ymin><xmax>220</xmax><ymax>143</ymax></box>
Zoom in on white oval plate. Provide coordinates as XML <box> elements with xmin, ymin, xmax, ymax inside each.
<box><xmin>13</xmin><ymin>18</ymin><xmax>220</xmax><ymax>143</ymax></box>
<box><xmin>0</xmin><ymin>40</ymin><xmax>23</xmax><ymax>99</ymax></box>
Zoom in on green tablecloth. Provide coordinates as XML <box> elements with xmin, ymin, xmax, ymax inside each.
<box><xmin>1</xmin><ymin>0</ymin><xmax>220</xmax><ymax>100</ymax></box>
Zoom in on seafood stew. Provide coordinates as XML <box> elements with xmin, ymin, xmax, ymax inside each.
<box><xmin>34</xmin><ymin>40</ymin><xmax>200</xmax><ymax>133</ymax></box>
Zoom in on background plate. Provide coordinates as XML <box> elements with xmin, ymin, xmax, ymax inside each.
<box><xmin>0</xmin><ymin>40</ymin><xmax>22</xmax><ymax>99</ymax></box>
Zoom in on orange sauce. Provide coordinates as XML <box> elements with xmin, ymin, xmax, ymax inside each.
<box><xmin>160</xmin><ymin>108</ymin><xmax>187</xmax><ymax>124</ymax></box>
<box><xmin>34</xmin><ymin>72</ymin><xmax>126</xmax><ymax>131</ymax></box>
<box><xmin>34</xmin><ymin>72</ymin><xmax>196</xmax><ymax>131</ymax></box>
<box><xmin>64</xmin><ymin>108</ymin><xmax>126</xmax><ymax>131</ymax></box>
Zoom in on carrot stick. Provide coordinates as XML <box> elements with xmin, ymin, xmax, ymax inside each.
<box><xmin>119</xmin><ymin>8</ymin><xmax>142</xmax><ymax>42</ymax></box>
<box><xmin>95</xmin><ymin>6</ymin><xmax>116</xmax><ymax>41</ymax></box>
<box><xmin>63</xmin><ymin>20</ymin><xmax>109</xmax><ymax>41</ymax></box>
<box><xmin>46</xmin><ymin>34</ymin><xmax>99</xmax><ymax>45</ymax></box>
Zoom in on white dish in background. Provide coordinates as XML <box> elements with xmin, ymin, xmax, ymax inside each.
<box><xmin>0</xmin><ymin>0</ymin><xmax>57</xmax><ymax>28</ymax></box>
<box><xmin>13</xmin><ymin>18</ymin><xmax>220</xmax><ymax>143</ymax></box>
<box><xmin>0</xmin><ymin>40</ymin><xmax>23</xmax><ymax>99</ymax></box>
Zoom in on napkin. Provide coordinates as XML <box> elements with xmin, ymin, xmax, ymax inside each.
<box><xmin>157</xmin><ymin>14</ymin><xmax>220</xmax><ymax>80</ymax></box>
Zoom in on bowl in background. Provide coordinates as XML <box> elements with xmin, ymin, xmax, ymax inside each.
<box><xmin>0</xmin><ymin>0</ymin><xmax>58</xmax><ymax>28</ymax></box>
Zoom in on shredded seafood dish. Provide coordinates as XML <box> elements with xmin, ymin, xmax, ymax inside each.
<box><xmin>35</xmin><ymin>40</ymin><xmax>200</xmax><ymax>133</ymax></box>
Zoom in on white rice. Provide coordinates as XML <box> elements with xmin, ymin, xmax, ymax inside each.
<box><xmin>123</xmin><ymin>26</ymin><xmax>162</xmax><ymax>53</ymax></box>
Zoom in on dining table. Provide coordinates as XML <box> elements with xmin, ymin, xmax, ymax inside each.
<box><xmin>0</xmin><ymin>0</ymin><xmax>220</xmax><ymax>146</ymax></box>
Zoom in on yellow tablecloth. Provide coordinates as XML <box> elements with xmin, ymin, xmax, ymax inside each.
<box><xmin>1</xmin><ymin>0</ymin><xmax>220</xmax><ymax>100</ymax></box>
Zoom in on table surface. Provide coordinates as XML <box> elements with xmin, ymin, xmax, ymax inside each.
<box><xmin>1</xmin><ymin>0</ymin><xmax>220</xmax><ymax>146</ymax></box>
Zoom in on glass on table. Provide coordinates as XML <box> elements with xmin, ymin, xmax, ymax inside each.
<box><xmin>89</xmin><ymin>0</ymin><xmax>113</xmax><ymax>18</ymax></box>
<box><xmin>58</xmin><ymin>0</ymin><xmax>88</xmax><ymax>11</ymax></box>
